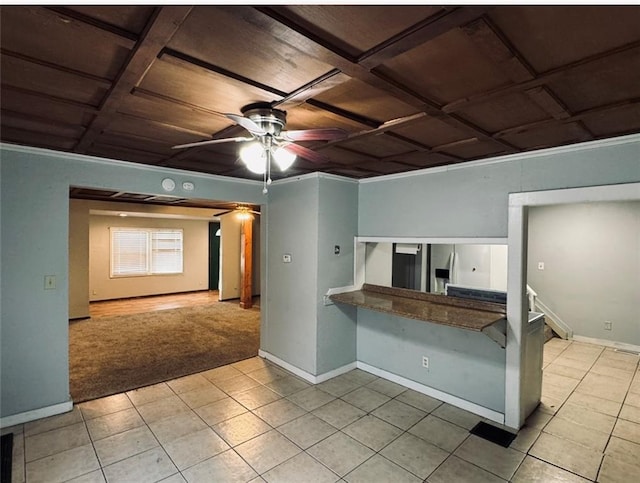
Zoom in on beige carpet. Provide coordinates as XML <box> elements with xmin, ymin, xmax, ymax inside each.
<box><xmin>69</xmin><ymin>303</ymin><xmax>260</xmax><ymax>403</ymax></box>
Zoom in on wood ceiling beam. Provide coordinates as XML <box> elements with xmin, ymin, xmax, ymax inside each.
<box><xmin>252</xmin><ymin>6</ymin><xmax>518</xmax><ymax>153</ymax></box>
<box><xmin>461</xmin><ymin>17</ymin><xmax>594</xmax><ymax>140</ymax></box>
<box><xmin>443</xmin><ymin>39</ymin><xmax>640</xmax><ymax>114</ymax></box>
<box><xmin>74</xmin><ymin>6</ymin><xmax>193</xmax><ymax>153</ymax></box>
<box><xmin>358</xmin><ymin>6</ymin><xmax>488</xmax><ymax>69</ymax></box>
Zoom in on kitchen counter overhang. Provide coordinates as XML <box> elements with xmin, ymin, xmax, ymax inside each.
<box><xmin>330</xmin><ymin>284</ymin><xmax>508</xmax><ymax>346</ymax></box>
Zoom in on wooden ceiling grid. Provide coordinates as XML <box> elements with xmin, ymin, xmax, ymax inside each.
<box><xmin>1</xmin><ymin>5</ymin><xmax>639</xmax><ymax>186</ymax></box>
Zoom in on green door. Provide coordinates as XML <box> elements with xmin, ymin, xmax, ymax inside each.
<box><xmin>208</xmin><ymin>222</ymin><xmax>221</xmax><ymax>290</ymax></box>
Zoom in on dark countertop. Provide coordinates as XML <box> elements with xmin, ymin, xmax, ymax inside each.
<box><xmin>330</xmin><ymin>284</ymin><xmax>506</xmax><ymax>332</ymax></box>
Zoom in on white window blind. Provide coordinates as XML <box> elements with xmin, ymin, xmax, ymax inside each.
<box><xmin>111</xmin><ymin>228</ymin><xmax>183</xmax><ymax>277</ymax></box>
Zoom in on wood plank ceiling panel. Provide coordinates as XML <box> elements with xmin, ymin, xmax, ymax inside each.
<box><xmin>0</xmin><ymin>88</ymin><xmax>92</xmax><ymax>126</ymax></box>
<box><xmin>116</xmin><ymin>94</ymin><xmax>231</xmax><ymax>141</ymax></box>
<box><xmin>338</xmin><ymin>133</ymin><xmax>418</xmax><ymax>158</ymax></box>
<box><xmin>377</xmin><ymin>28</ymin><xmax>514</xmax><ymax>105</ymax></box>
<box><xmin>65</xmin><ymin>5</ymin><xmax>154</xmax><ymax>33</ymax></box>
<box><xmin>273</xmin><ymin>5</ymin><xmax>442</xmax><ymax>57</ymax></box>
<box><xmin>389</xmin><ymin>117</ymin><xmax>472</xmax><ymax>147</ymax></box>
<box><xmin>489</xmin><ymin>6</ymin><xmax>640</xmax><ymax>72</ymax></box>
<box><xmin>311</xmin><ymin>78</ymin><xmax>418</xmax><ymax>122</ymax></box>
<box><xmin>137</xmin><ymin>55</ymin><xmax>279</xmax><ymax>117</ymax></box>
<box><xmin>582</xmin><ymin>104</ymin><xmax>640</xmax><ymax>137</ymax></box>
<box><xmin>0</xmin><ymin>54</ymin><xmax>109</xmax><ymax>106</ymax></box>
<box><xmin>456</xmin><ymin>92</ymin><xmax>552</xmax><ymax>133</ymax></box>
<box><xmin>0</xmin><ymin>7</ymin><xmax>134</xmax><ymax>79</ymax></box>
<box><xmin>166</xmin><ymin>6</ymin><xmax>334</xmax><ymax>93</ymax></box>
<box><xmin>546</xmin><ymin>55</ymin><xmax>640</xmax><ymax>112</ymax></box>
<box><xmin>501</xmin><ymin>122</ymin><xmax>594</xmax><ymax>150</ymax></box>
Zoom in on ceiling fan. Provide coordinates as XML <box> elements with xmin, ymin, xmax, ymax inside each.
<box><xmin>172</xmin><ymin>102</ymin><xmax>347</xmax><ymax>192</ymax></box>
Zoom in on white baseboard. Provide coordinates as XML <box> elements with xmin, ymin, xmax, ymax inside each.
<box><xmin>258</xmin><ymin>350</ymin><xmax>356</xmax><ymax>384</ymax></box>
<box><xmin>357</xmin><ymin>362</ymin><xmax>505</xmax><ymax>425</ymax></box>
<box><xmin>258</xmin><ymin>350</ymin><xmax>505</xmax><ymax>426</ymax></box>
<box><xmin>571</xmin><ymin>335</ymin><xmax>640</xmax><ymax>354</ymax></box>
<box><xmin>1</xmin><ymin>400</ymin><xmax>73</xmax><ymax>429</ymax></box>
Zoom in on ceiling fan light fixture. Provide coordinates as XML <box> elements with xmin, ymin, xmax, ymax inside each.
<box><xmin>239</xmin><ymin>142</ymin><xmax>266</xmax><ymax>174</ymax></box>
<box><xmin>273</xmin><ymin>146</ymin><xmax>296</xmax><ymax>171</ymax></box>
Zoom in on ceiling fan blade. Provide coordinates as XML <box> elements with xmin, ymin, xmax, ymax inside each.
<box><xmin>172</xmin><ymin>137</ymin><xmax>252</xmax><ymax>150</ymax></box>
<box><xmin>281</xmin><ymin>128</ymin><xmax>347</xmax><ymax>142</ymax></box>
<box><xmin>283</xmin><ymin>143</ymin><xmax>330</xmax><ymax>164</ymax></box>
<box><xmin>225</xmin><ymin>113</ymin><xmax>266</xmax><ymax>136</ymax></box>
<box><xmin>216</xmin><ymin>210</ymin><xmax>234</xmax><ymax>216</ymax></box>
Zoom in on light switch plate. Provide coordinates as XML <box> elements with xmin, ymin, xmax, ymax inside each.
<box><xmin>283</xmin><ymin>254</ymin><xmax>292</xmax><ymax>263</ymax></box>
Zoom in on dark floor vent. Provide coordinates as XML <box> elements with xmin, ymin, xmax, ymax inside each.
<box><xmin>1</xmin><ymin>432</ymin><xmax>13</xmax><ymax>483</ymax></box>
<box><xmin>470</xmin><ymin>421</ymin><xmax>517</xmax><ymax>448</ymax></box>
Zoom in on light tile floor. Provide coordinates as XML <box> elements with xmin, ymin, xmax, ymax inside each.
<box><xmin>3</xmin><ymin>339</ymin><xmax>640</xmax><ymax>482</ymax></box>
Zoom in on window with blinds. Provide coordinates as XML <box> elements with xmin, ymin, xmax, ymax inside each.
<box><xmin>111</xmin><ymin>228</ymin><xmax>183</xmax><ymax>277</ymax></box>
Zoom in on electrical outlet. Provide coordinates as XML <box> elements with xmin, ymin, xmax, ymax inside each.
<box><xmin>44</xmin><ymin>275</ymin><xmax>56</xmax><ymax>290</ymax></box>
<box><xmin>422</xmin><ymin>356</ymin><xmax>429</xmax><ymax>369</ymax></box>
<box><xmin>604</xmin><ymin>320</ymin><xmax>612</xmax><ymax>330</ymax></box>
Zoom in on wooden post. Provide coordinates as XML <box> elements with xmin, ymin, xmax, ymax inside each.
<box><xmin>240</xmin><ymin>217</ymin><xmax>253</xmax><ymax>309</ymax></box>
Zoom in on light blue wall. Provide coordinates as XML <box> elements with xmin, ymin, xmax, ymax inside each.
<box><xmin>356</xmin><ymin>135</ymin><xmax>640</xmax><ymax>413</ymax></box>
<box><xmin>528</xmin><ymin>201</ymin><xmax>640</xmax><ymax>345</ymax></box>
<box><xmin>316</xmin><ymin>177</ymin><xmax>358</xmax><ymax>374</ymax></box>
<box><xmin>263</xmin><ymin>177</ymin><xmax>319</xmax><ymax>374</ymax></box>
<box><xmin>359</xmin><ymin>137</ymin><xmax>640</xmax><ymax>237</ymax></box>
<box><xmin>358</xmin><ymin>310</ymin><xmax>506</xmax><ymax>412</ymax></box>
<box><xmin>0</xmin><ymin>145</ymin><xmax>264</xmax><ymax>419</ymax></box>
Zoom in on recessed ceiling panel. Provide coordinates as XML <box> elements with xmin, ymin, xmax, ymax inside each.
<box><xmin>167</xmin><ymin>6</ymin><xmax>334</xmax><ymax>92</ymax></box>
<box><xmin>546</xmin><ymin>55</ymin><xmax>640</xmax><ymax>113</ymax></box>
<box><xmin>378</xmin><ymin>28</ymin><xmax>513</xmax><ymax>104</ymax></box>
<box><xmin>1</xmin><ymin>111</ymin><xmax>85</xmax><ymax>139</ymax></box>
<box><xmin>284</xmin><ymin>103</ymin><xmax>369</xmax><ymax>132</ymax></box>
<box><xmin>390</xmin><ymin>151</ymin><xmax>457</xmax><ymax>169</ymax></box>
<box><xmin>456</xmin><ymin>91</ymin><xmax>551</xmax><ymax>133</ymax></box>
<box><xmin>501</xmin><ymin>122</ymin><xmax>591</xmax><ymax>150</ymax></box>
<box><xmin>1</xmin><ymin>127</ymin><xmax>77</xmax><ymax>151</ymax></box>
<box><xmin>1</xmin><ymin>54</ymin><xmax>108</xmax><ymax>106</ymax></box>
<box><xmin>139</xmin><ymin>55</ymin><xmax>280</xmax><ymax>116</ymax></box>
<box><xmin>0</xmin><ymin>88</ymin><xmax>92</xmax><ymax>127</ymax></box>
<box><xmin>274</xmin><ymin>5</ymin><xmax>442</xmax><ymax>57</ymax></box>
<box><xmin>439</xmin><ymin>139</ymin><xmax>506</xmax><ymax>159</ymax></box>
<box><xmin>390</xmin><ymin>117</ymin><xmax>469</xmax><ymax>147</ymax></box>
<box><xmin>583</xmin><ymin>104</ymin><xmax>640</xmax><ymax>137</ymax></box>
<box><xmin>312</xmin><ymin>78</ymin><xmax>417</xmax><ymax>122</ymax></box>
<box><xmin>490</xmin><ymin>6</ymin><xmax>640</xmax><ymax>73</ymax></box>
<box><xmin>0</xmin><ymin>6</ymin><xmax>132</xmax><ymax>79</ymax></box>
<box><xmin>105</xmin><ymin>115</ymin><xmax>210</xmax><ymax>148</ymax></box>
<box><xmin>118</xmin><ymin>94</ymin><xmax>231</xmax><ymax>139</ymax></box>
<box><xmin>318</xmin><ymin>146</ymin><xmax>374</xmax><ymax>166</ymax></box>
<box><xmin>356</xmin><ymin>159</ymin><xmax>412</xmax><ymax>175</ymax></box>
<box><xmin>339</xmin><ymin>133</ymin><xmax>416</xmax><ymax>158</ymax></box>
<box><xmin>67</xmin><ymin>5</ymin><xmax>154</xmax><ymax>34</ymax></box>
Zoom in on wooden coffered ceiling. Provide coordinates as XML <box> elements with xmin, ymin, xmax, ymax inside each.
<box><xmin>2</xmin><ymin>5</ymin><xmax>640</xmax><ymax>181</ymax></box>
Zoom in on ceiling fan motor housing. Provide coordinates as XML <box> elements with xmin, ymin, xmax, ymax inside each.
<box><xmin>241</xmin><ymin>102</ymin><xmax>287</xmax><ymax>136</ymax></box>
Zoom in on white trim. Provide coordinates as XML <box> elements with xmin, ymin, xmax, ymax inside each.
<box><xmin>0</xmin><ymin>142</ymin><xmax>263</xmax><ymax>186</ymax></box>
<box><xmin>510</xmin><ymin>182</ymin><xmax>640</xmax><ymax>207</ymax></box>
<box><xmin>357</xmin><ymin>362</ymin><xmax>505</xmax><ymax>425</ymax></box>
<box><xmin>534</xmin><ymin>299</ymin><xmax>572</xmax><ymax>339</ymax></box>
<box><xmin>359</xmin><ymin>133</ymin><xmax>640</xmax><ymax>184</ymax></box>
<box><xmin>1</xmin><ymin>400</ymin><xmax>73</xmax><ymax>428</ymax></box>
<box><xmin>258</xmin><ymin>350</ymin><xmax>356</xmax><ymax>384</ymax></box>
<box><xmin>356</xmin><ymin>236</ymin><xmax>508</xmax><ymax>245</ymax></box>
<box><xmin>571</xmin><ymin>336</ymin><xmax>640</xmax><ymax>354</ymax></box>
<box><xmin>270</xmin><ymin>171</ymin><xmax>358</xmax><ymax>186</ymax></box>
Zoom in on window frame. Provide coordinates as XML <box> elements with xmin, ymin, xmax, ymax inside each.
<box><xmin>110</xmin><ymin>227</ymin><xmax>184</xmax><ymax>278</ymax></box>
